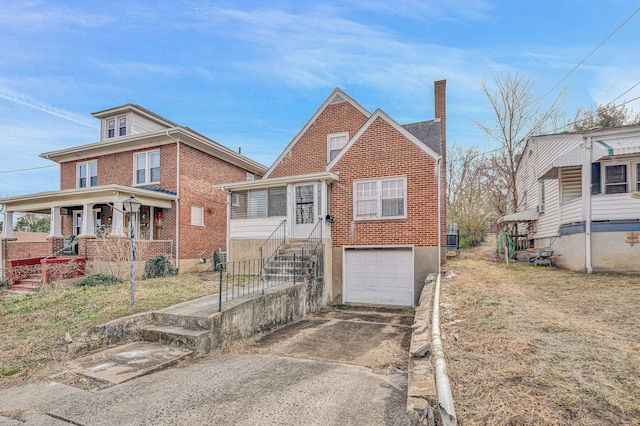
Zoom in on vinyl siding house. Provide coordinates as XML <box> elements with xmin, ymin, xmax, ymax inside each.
<box><xmin>0</xmin><ymin>104</ymin><xmax>266</xmax><ymax>288</ymax></box>
<box><xmin>217</xmin><ymin>81</ymin><xmax>447</xmax><ymax>306</ymax></box>
<box><xmin>504</xmin><ymin>124</ymin><xmax>640</xmax><ymax>272</ymax></box>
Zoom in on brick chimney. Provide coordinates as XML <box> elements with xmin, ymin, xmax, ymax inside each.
<box><xmin>434</xmin><ymin>79</ymin><xmax>446</xmax><ymax>161</ymax></box>
<box><xmin>434</xmin><ymin>79</ymin><xmax>447</xmax><ymax>247</ymax></box>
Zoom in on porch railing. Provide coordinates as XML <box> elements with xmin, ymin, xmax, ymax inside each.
<box><xmin>258</xmin><ymin>219</ymin><xmax>287</xmax><ymax>277</ymax></box>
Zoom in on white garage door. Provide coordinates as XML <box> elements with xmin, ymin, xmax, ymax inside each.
<box><xmin>344</xmin><ymin>248</ymin><xmax>414</xmax><ymax>306</ymax></box>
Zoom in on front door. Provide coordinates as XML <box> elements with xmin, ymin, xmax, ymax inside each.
<box><xmin>293</xmin><ymin>183</ymin><xmax>316</xmax><ymax>237</ymax></box>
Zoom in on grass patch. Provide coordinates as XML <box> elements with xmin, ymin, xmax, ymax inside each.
<box><xmin>442</xmin><ymin>239</ymin><xmax>640</xmax><ymax>425</ymax></box>
<box><xmin>0</xmin><ymin>272</ymin><xmax>219</xmax><ymax>388</ymax></box>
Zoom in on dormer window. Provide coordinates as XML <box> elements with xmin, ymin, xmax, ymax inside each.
<box><xmin>107</xmin><ymin>119</ymin><xmax>116</xmax><ymax>138</ymax></box>
<box><xmin>119</xmin><ymin>116</ymin><xmax>127</xmax><ymax>136</ymax></box>
<box><xmin>106</xmin><ymin>115</ymin><xmax>128</xmax><ymax>139</ymax></box>
<box><xmin>328</xmin><ymin>132</ymin><xmax>348</xmax><ymax>162</ymax></box>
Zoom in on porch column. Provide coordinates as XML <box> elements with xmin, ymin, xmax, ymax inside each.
<box><xmin>1</xmin><ymin>211</ymin><xmax>14</xmax><ymax>239</ymax></box>
<box><xmin>50</xmin><ymin>207</ymin><xmax>63</xmax><ymax>237</ymax></box>
<box><xmin>80</xmin><ymin>203</ymin><xmax>95</xmax><ymax>237</ymax></box>
<box><xmin>110</xmin><ymin>201</ymin><xmax>126</xmax><ymax>237</ymax></box>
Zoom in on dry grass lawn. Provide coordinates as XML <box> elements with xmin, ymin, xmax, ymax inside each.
<box><xmin>441</xmin><ymin>238</ymin><xmax>640</xmax><ymax>425</ymax></box>
<box><xmin>0</xmin><ymin>273</ymin><xmax>218</xmax><ymax>388</ymax></box>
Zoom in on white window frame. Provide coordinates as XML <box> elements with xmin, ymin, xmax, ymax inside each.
<box><xmin>246</xmin><ymin>172</ymin><xmax>254</xmax><ymax>181</ymax></box>
<box><xmin>76</xmin><ymin>160</ymin><xmax>97</xmax><ymax>188</ymax></box>
<box><xmin>191</xmin><ymin>205</ymin><xmax>204</xmax><ymax>226</ymax></box>
<box><xmin>353</xmin><ymin>176</ymin><xmax>407</xmax><ymax>220</ymax></box>
<box><xmin>603</xmin><ymin>162</ymin><xmax>629</xmax><ymax>194</ymax></box>
<box><xmin>105</xmin><ymin>114</ymin><xmax>128</xmax><ymax>139</ymax></box>
<box><xmin>133</xmin><ymin>150</ymin><xmax>160</xmax><ymax>185</ymax></box>
<box><xmin>327</xmin><ymin>132</ymin><xmax>348</xmax><ymax>163</ymax></box>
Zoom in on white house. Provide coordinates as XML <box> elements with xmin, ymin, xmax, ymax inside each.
<box><xmin>503</xmin><ymin>124</ymin><xmax>640</xmax><ymax>273</ymax></box>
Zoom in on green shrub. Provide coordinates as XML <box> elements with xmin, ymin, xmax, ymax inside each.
<box><xmin>0</xmin><ymin>277</ymin><xmax>7</xmax><ymax>290</ymax></box>
<box><xmin>143</xmin><ymin>255</ymin><xmax>177</xmax><ymax>279</ymax></box>
<box><xmin>76</xmin><ymin>274</ymin><xmax>123</xmax><ymax>287</ymax></box>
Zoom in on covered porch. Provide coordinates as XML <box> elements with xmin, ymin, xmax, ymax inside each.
<box><xmin>1</xmin><ymin>185</ymin><xmax>177</xmax><ymax>287</ymax></box>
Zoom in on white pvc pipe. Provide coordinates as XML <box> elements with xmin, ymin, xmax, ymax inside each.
<box><xmin>432</xmin><ymin>272</ymin><xmax>457</xmax><ymax>425</ymax></box>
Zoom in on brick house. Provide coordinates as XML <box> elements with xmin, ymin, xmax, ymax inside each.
<box><xmin>217</xmin><ymin>81</ymin><xmax>447</xmax><ymax>306</ymax></box>
<box><xmin>0</xmin><ymin>104</ymin><xmax>266</xmax><ymax>282</ymax></box>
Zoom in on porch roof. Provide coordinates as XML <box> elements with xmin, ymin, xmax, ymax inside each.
<box><xmin>0</xmin><ymin>184</ymin><xmax>176</xmax><ymax>213</ymax></box>
<box><xmin>539</xmin><ymin>136</ymin><xmax>640</xmax><ymax>180</ymax></box>
<box><xmin>498</xmin><ymin>208</ymin><xmax>539</xmax><ymax>224</ymax></box>
<box><xmin>214</xmin><ymin>171</ymin><xmax>339</xmax><ymax>192</ymax></box>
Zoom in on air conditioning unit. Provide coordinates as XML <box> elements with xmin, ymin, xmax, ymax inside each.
<box><xmin>537</xmin><ymin>204</ymin><xmax>545</xmax><ymax>213</ymax></box>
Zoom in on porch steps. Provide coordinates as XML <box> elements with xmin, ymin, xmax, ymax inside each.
<box><xmin>8</xmin><ymin>274</ymin><xmax>43</xmax><ymax>293</ymax></box>
<box><xmin>262</xmin><ymin>242</ymin><xmax>313</xmax><ymax>281</ymax></box>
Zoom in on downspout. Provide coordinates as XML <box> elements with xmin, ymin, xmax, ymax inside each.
<box><xmin>584</xmin><ymin>137</ymin><xmax>593</xmax><ymax>274</ymax></box>
<box><xmin>166</xmin><ymin>131</ymin><xmax>181</xmax><ymax>271</ymax></box>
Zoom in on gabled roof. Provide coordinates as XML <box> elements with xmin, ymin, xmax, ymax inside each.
<box><xmin>327</xmin><ymin>109</ymin><xmax>441</xmax><ymax>170</ymax></box>
<box><xmin>263</xmin><ymin>88</ymin><xmax>371</xmax><ymax>178</ymax></box>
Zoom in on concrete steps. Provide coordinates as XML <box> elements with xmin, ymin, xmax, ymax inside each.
<box><xmin>8</xmin><ymin>274</ymin><xmax>43</xmax><ymax>293</ymax></box>
<box><xmin>140</xmin><ymin>325</ymin><xmax>211</xmax><ymax>354</ymax></box>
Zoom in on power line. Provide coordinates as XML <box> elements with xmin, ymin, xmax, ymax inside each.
<box><xmin>537</xmin><ymin>6</ymin><xmax>640</xmax><ymax>107</ymax></box>
<box><xmin>606</xmin><ymin>81</ymin><xmax>640</xmax><ymax>106</ymax></box>
<box><xmin>0</xmin><ymin>165</ymin><xmax>57</xmax><ymax>174</ymax></box>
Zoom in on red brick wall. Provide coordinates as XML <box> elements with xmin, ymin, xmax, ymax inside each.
<box><xmin>330</xmin><ymin>116</ymin><xmax>440</xmax><ymax>247</ymax></box>
<box><xmin>5</xmin><ymin>241</ymin><xmax>50</xmax><ymax>259</ymax></box>
<box><xmin>177</xmin><ymin>143</ymin><xmax>250</xmax><ymax>259</ymax></box>
<box><xmin>57</xmin><ymin>139</ymin><xmax>258</xmax><ymax>261</ymax></box>
<box><xmin>269</xmin><ymin>101</ymin><xmax>369</xmax><ymax>178</ymax></box>
<box><xmin>60</xmin><ymin>144</ymin><xmax>178</xmax><ymax>191</ymax></box>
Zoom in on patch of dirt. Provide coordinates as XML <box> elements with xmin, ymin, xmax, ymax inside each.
<box><xmin>0</xmin><ymin>409</ymin><xmax>26</xmax><ymax>423</ymax></box>
<box><xmin>442</xmin><ymin>237</ymin><xmax>640</xmax><ymax>425</ymax></box>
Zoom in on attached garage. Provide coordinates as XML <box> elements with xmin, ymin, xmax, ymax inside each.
<box><xmin>343</xmin><ymin>247</ymin><xmax>414</xmax><ymax>306</ymax></box>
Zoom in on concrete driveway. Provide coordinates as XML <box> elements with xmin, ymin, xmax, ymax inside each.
<box><xmin>0</xmin><ymin>305</ymin><xmax>414</xmax><ymax>425</ymax></box>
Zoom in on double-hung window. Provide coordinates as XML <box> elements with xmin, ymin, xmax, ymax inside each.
<box><xmin>327</xmin><ymin>132</ymin><xmax>348</xmax><ymax>162</ymax></box>
<box><xmin>636</xmin><ymin>163</ymin><xmax>640</xmax><ymax>191</ymax></box>
<box><xmin>134</xmin><ymin>150</ymin><xmax>160</xmax><ymax>185</ymax></box>
<box><xmin>354</xmin><ymin>177</ymin><xmax>406</xmax><ymax>220</ymax></box>
<box><xmin>106</xmin><ymin>115</ymin><xmax>128</xmax><ymax>138</ymax></box>
<box><xmin>604</xmin><ymin>163</ymin><xmax>628</xmax><ymax>194</ymax></box>
<box><xmin>77</xmin><ymin>161</ymin><xmax>97</xmax><ymax>188</ymax></box>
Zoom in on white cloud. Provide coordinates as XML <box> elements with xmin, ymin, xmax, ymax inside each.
<box><xmin>0</xmin><ymin>87</ymin><xmax>98</xmax><ymax>129</ymax></box>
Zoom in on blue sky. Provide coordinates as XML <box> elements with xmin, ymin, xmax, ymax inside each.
<box><xmin>1</xmin><ymin>0</ymin><xmax>639</xmax><ymax>199</ymax></box>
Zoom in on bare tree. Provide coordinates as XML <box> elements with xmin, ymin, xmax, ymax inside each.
<box><xmin>447</xmin><ymin>142</ymin><xmax>491</xmax><ymax>245</ymax></box>
<box><xmin>474</xmin><ymin>71</ymin><xmax>567</xmax><ymax>216</ymax></box>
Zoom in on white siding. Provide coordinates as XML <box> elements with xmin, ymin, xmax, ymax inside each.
<box><xmin>516</xmin><ymin>135</ymin><xmax>583</xmax><ymax>239</ymax></box>
<box><xmin>535</xmin><ymin>179</ymin><xmax>560</xmax><ymax>238</ymax></box>
<box><xmin>592</xmin><ymin>194</ymin><xmax>640</xmax><ymax>221</ymax></box>
<box><xmin>230</xmin><ymin>217</ymin><xmax>287</xmax><ymax>239</ymax></box>
<box><xmin>131</xmin><ymin>113</ymin><xmax>170</xmax><ymax>136</ymax></box>
<box><xmin>560</xmin><ymin>198</ymin><xmax>582</xmax><ymax>224</ymax></box>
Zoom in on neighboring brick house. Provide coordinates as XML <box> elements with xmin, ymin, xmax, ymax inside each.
<box><xmin>217</xmin><ymin>81</ymin><xmax>447</xmax><ymax>306</ymax></box>
<box><xmin>0</xmin><ymin>104</ymin><xmax>266</xmax><ymax>277</ymax></box>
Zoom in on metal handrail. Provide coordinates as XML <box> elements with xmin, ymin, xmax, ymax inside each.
<box><xmin>258</xmin><ymin>219</ymin><xmax>287</xmax><ymax>276</ymax></box>
<box><xmin>295</xmin><ymin>218</ymin><xmax>323</xmax><ymax>277</ymax></box>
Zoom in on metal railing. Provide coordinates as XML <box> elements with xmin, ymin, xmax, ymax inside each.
<box><xmin>214</xmin><ymin>254</ymin><xmax>299</xmax><ymax>312</ymax></box>
<box><xmin>215</xmin><ymin>218</ymin><xmax>325</xmax><ymax>312</ymax></box>
<box><xmin>258</xmin><ymin>219</ymin><xmax>287</xmax><ymax>276</ymax></box>
<box><xmin>293</xmin><ymin>218</ymin><xmax>323</xmax><ymax>280</ymax></box>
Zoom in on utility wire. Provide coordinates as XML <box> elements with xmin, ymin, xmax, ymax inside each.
<box><xmin>536</xmin><ymin>6</ymin><xmax>640</xmax><ymax>108</ymax></box>
<box><xmin>0</xmin><ymin>165</ymin><xmax>57</xmax><ymax>174</ymax></box>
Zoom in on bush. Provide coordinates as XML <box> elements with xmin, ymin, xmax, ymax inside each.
<box><xmin>143</xmin><ymin>255</ymin><xmax>177</xmax><ymax>279</ymax></box>
<box><xmin>76</xmin><ymin>274</ymin><xmax>123</xmax><ymax>287</ymax></box>
<box><xmin>0</xmin><ymin>277</ymin><xmax>7</xmax><ymax>290</ymax></box>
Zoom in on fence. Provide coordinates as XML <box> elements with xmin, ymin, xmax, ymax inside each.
<box><xmin>213</xmin><ymin>248</ymin><xmax>324</xmax><ymax>312</ymax></box>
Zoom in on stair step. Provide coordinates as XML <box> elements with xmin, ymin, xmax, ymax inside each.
<box><xmin>140</xmin><ymin>325</ymin><xmax>211</xmax><ymax>354</ymax></box>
